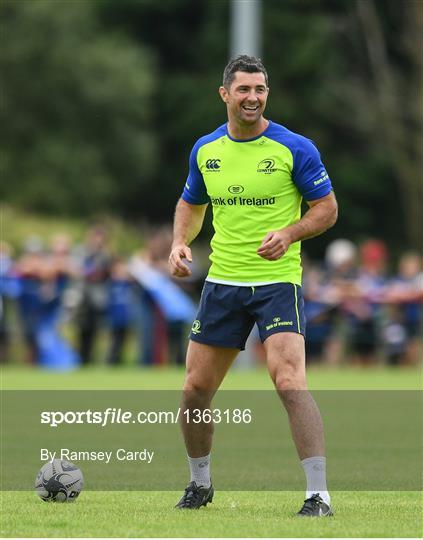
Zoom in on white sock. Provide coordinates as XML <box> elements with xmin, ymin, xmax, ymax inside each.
<box><xmin>188</xmin><ymin>454</ymin><xmax>211</xmax><ymax>488</ymax></box>
<box><xmin>301</xmin><ymin>456</ymin><xmax>330</xmax><ymax>505</ymax></box>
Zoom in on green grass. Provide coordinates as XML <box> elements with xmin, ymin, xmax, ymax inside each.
<box><xmin>1</xmin><ymin>491</ymin><xmax>422</xmax><ymax>538</ymax></box>
<box><xmin>1</xmin><ymin>365</ymin><xmax>422</xmax><ymax>537</ymax></box>
<box><xmin>2</xmin><ymin>364</ymin><xmax>422</xmax><ymax>390</ymax></box>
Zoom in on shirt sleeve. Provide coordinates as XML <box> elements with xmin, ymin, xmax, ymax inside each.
<box><xmin>292</xmin><ymin>138</ymin><xmax>333</xmax><ymax>201</ymax></box>
<box><xmin>181</xmin><ymin>143</ymin><xmax>210</xmax><ymax>205</ymax></box>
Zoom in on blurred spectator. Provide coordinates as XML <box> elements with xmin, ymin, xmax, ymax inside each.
<box><xmin>106</xmin><ymin>257</ymin><xmax>134</xmax><ymax>365</ymax></box>
<box><xmin>130</xmin><ymin>227</ymin><xmax>172</xmax><ymax>366</ymax></box>
<box><xmin>76</xmin><ymin>225</ymin><xmax>112</xmax><ymax>365</ymax></box>
<box><xmin>382</xmin><ymin>252</ymin><xmax>423</xmax><ymax>365</ymax></box>
<box><xmin>46</xmin><ymin>234</ymin><xmax>79</xmax><ymax>313</ymax></box>
<box><xmin>381</xmin><ymin>304</ymin><xmax>408</xmax><ymax>365</ymax></box>
<box><xmin>0</xmin><ymin>242</ymin><xmax>20</xmax><ymax>363</ymax></box>
<box><xmin>130</xmin><ymin>226</ymin><xmax>197</xmax><ymax>365</ymax></box>
<box><xmin>303</xmin><ymin>239</ymin><xmax>359</xmax><ymax>365</ymax></box>
<box><xmin>132</xmin><ymin>283</ymin><xmax>159</xmax><ymax>366</ymax></box>
<box><xmin>36</xmin><ymin>234</ymin><xmax>79</xmax><ymax>370</ymax></box>
<box><xmin>15</xmin><ymin>236</ymin><xmax>46</xmax><ymax>363</ymax></box>
<box><xmin>303</xmin><ymin>265</ymin><xmax>337</xmax><ymax>364</ymax></box>
<box><xmin>146</xmin><ymin>225</ymin><xmax>173</xmax><ymax>274</ymax></box>
<box><xmin>15</xmin><ymin>235</ymin><xmax>79</xmax><ymax>368</ymax></box>
<box><xmin>322</xmin><ymin>239</ymin><xmax>359</xmax><ymax>365</ymax></box>
<box><xmin>325</xmin><ymin>239</ymin><xmax>358</xmax><ymax>280</ymax></box>
<box><xmin>344</xmin><ymin>239</ymin><xmax>388</xmax><ymax>365</ymax></box>
<box><xmin>139</xmin><ymin>226</ymin><xmax>174</xmax><ymax>366</ymax></box>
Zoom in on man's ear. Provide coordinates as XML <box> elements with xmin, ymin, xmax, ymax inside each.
<box><xmin>219</xmin><ymin>86</ymin><xmax>229</xmax><ymax>103</ymax></box>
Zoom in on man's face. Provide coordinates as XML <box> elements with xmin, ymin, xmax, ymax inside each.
<box><xmin>219</xmin><ymin>71</ymin><xmax>269</xmax><ymax>126</ymax></box>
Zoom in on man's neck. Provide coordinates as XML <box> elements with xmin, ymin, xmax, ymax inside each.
<box><xmin>227</xmin><ymin>118</ymin><xmax>269</xmax><ymax>140</ymax></box>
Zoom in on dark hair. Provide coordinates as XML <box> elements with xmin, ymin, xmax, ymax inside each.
<box><xmin>223</xmin><ymin>55</ymin><xmax>268</xmax><ymax>88</ymax></box>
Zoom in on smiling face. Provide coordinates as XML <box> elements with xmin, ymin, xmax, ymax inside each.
<box><xmin>219</xmin><ymin>71</ymin><xmax>269</xmax><ymax>130</ymax></box>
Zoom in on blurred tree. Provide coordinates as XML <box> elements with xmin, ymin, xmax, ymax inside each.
<box><xmin>263</xmin><ymin>0</ymin><xmax>422</xmax><ymax>255</ymax></box>
<box><xmin>354</xmin><ymin>0</ymin><xmax>422</xmax><ymax>251</ymax></box>
<box><xmin>1</xmin><ymin>0</ymin><xmax>420</xmax><ymax>256</ymax></box>
<box><xmin>97</xmin><ymin>0</ymin><xmax>229</xmax><ymax>229</ymax></box>
<box><xmin>0</xmin><ymin>0</ymin><xmax>157</xmax><ymax>216</ymax></box>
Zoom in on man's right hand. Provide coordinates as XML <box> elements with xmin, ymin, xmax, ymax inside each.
<box><xmin>168</xmin><ymin>244</ymin><xmax>193</xmax><ymax>277</ymax></box>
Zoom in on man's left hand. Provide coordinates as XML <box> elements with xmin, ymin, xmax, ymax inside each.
<box><xmin>257</xmin><ymin>230</ymin><xmax>292</xmax><ymax>260</ymax></box>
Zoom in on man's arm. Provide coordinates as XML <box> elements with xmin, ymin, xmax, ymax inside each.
<box><xmin>257</xmin><ymin>192</ymin><xmax>338</xmax><ymax>261</ymax></box>
<box><xmin>169</xmin><ymin>198</ymin><xmax>209</xmax><ymax>277</ymax></box>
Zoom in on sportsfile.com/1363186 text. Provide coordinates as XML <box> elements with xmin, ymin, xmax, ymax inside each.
<box><xmin>40</xmin><ymin>408</ymin><xmax>253</xmax><ymax>427</ymax></box>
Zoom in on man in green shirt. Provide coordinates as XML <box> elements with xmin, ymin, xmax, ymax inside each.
<box><xmin>169</xmin><ymin>55</ymin><xmax>338</xmax><ymax>517</ymax></box>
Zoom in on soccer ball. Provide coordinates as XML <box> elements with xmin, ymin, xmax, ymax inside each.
<box><xmin>35</xmin><ymin>459</ymin><xmax>84</xmax><ymax>502</ymax></box>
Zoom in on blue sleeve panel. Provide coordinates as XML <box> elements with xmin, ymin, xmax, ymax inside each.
<box><xmin>267</xmin><ymin>122</ymin><xmax>333</xmax><ymax>201</ymax></box>
<box><xmin>181</xmin><ymin>124</ymin><xmax>226</xmax><ymax>205</ymax></box>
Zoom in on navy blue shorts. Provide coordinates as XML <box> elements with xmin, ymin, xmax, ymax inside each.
<box><xmin>189</xmin><ymin>282</ymin><xmax>305</xmax><ymax>350</ymax></box>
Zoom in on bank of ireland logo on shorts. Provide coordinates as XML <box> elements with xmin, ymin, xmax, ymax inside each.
<box><xmin>265</xmin><ymin>316</ymin><xmax>293</xmax><ymax>331</ymax></box>
<box><xmin>191</xmin><ymin>320</ymin><xmax>201</xmax><ymax>334</ymax></box>
<box><xmin>205</xmin><ymin>159</ymin><xmax>221</xmax><ymax>171</ymax></box>
<box><xmin>257</xmin><ymin>158</ymin><xmax>277</xmax><ymax>174</ymax></box>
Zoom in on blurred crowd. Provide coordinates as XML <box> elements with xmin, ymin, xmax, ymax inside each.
<box><xmin>1</xmin><ymin>226</ymin><xmax>422</xmax><ymax>369</ymax></box>
<box><xmin>0</xmin><ymin>225</ymin><xmax>199</xmax><ymax>370</ymax></box>
<box><xmin>302</xmin><ymin>239</ymin><xmax>422</xmax><ymax>366</ymax></box>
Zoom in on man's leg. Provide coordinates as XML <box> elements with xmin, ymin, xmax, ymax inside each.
<box><xmin>176</xmin><ymin>340</ymin><xmax>238</xmax><ymax>508</ymax></box>
<box><xmin>181</xmin><ymin>340</ymin><xmax>238</xmax><ymax>456</ymax></box>
<box><xmin>264</xmin><ymin>332</ymin><xmax>332</xmax><ymax>515</ymax></box>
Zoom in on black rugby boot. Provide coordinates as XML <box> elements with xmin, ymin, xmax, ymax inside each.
<box><xmin>175</xmin><ymin>481</ymin><xmax>214</xmax><ymax>509</ymax></box>
<box><xmin>297</xmin><ymin>493</ymin><xmax>333</xmax><ymax>517</ymax></box>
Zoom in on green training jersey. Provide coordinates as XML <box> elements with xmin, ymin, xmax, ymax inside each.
<box><xmin>182</xmin><ymin>121</ymin><xmax>333</xmax><ymax>285</ymax></box>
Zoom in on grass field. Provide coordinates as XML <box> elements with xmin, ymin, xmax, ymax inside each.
<box><xmin>2</xmin><ymin>490</ymin><xmax>421</xmax><ymax>538</ymax></box>
<box><xmin>2</xmin><ymin>363</ymin><xmax>422</xmax><ymax>390</ymax></box>
<box><xmin>1</xmin><ymin>365</ymin><xmax>422</xmax><ymax>538</ymax></box>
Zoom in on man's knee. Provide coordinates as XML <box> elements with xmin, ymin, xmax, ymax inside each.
<box><xmin>183</xmin><ymin>374</ymin><xmax>212</xmax><ymax>393</ymax></box>
<box><xmin>182</xmin><ymin>374</ymin><xmax>214</xmax><ymax>411</ymax></box>
<box><xmin>265</xmin><ymin>332</ymin><xmax>306</xmax><ymax>390</ymax></box>
<box><xmin>184</xmin><ymin>341</ymin><xmax>237</xmax><ymax>392</ymax></box>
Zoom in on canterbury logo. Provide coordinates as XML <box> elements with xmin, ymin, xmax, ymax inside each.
<box><xmin>206</xmin><ymin>159</ymin><xmax>221</xmax><ymax>170</ymax></box>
